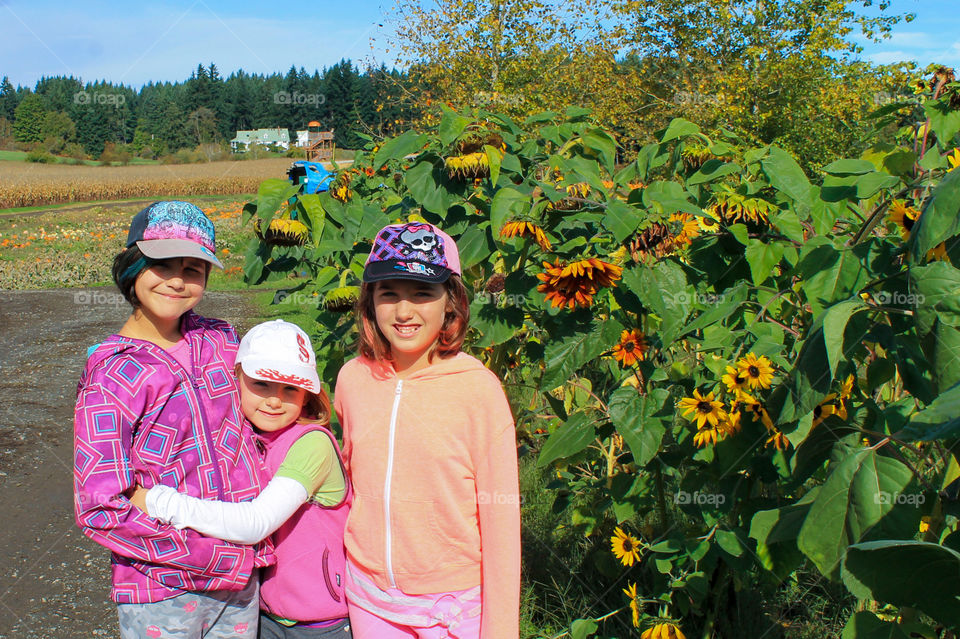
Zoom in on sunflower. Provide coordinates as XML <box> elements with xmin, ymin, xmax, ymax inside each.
<box><xmin>669</xmin><ymin>213</ymin><xmax>700</xmax><ymax>247</ymax></box>
<box><xmin>499</xmin><ymin>220</ymin><xmax>552</xmax><ymax>251</ymax></box>
<box><xmin>837</xmin><ymin>374</ymin><xmax>855</xmax><ymax>420</ymax></box>
<box><xmin>812</xmin><ymin>394</ymin><xmax>838</xmax><ymax>427</ymax></box>
<box><xmin>613</xmin><ymin>329</ymin><xmax>649</xmax><ymax>367</ymax></box>
<box><xmin>721</xmin><ymin>405</ymin><xmax>742</xmax><ymax>435</ymax></box>
<box><xmin>766</xmin><ymin>430</ymin><xmax>789</xmax><ymax>452</ymax></box>
<box><xmin>743</xmin><ymin>398</ymin><xmax>775</xmax><ymax>431</ymax></box>
<box><xmin>623</xmin><ymin>582</ymin><xmax>641</xmax><ymax>628</ymax></box>
<box><xmin>736</xmin><ymin>353</ymin><xmax>774</xmax><ymax>390</ymax></box>
<box><xmin>322</xmin><ymin>285</ymin><xmax>360</xmax><ymax>312</ymax></box>
<box><xmin>255</xmin><ymin>217</ymin><xmax>309</xmax><ymax>246</ymax></box>
<box><xmin>611</xmin><ymin>526</ymin><xmax>643</xmax><ymax>567</ymax></box>
<box><xmin>888</xmin><ymin>200</ymin><xmax>919</xmax><ymax>240</ymax></box>
<box><xmin>948</xmin><ymin>148</ymin><xmax>960</xmax><ymax>173</ymax></box>
<box><xmin>642</xmin><ymin>622</ymin><xmax>687</xmax><ymax>639</ymax></box>
<box><xmin>678</xmin><ymin>389</ymin><xmax>727</xmax><ymax>429</ymax></box>
<box><xmin>536</xmin><ymin>258</ymin><xmax>623</xmax><ymax>309</ymax></box>
<box><xmin>708</xmin><ymin>188</ymin><xmax>776</xmax><ymax>225</ymax></box>
<box><xmin>693</xmin><ymin>425</ymin><xmax>724</xmax><ymax>448</ymax></box>
<box><xmin>721</xmin><ymin>365</ymin><xmax>752</xmax><ymax>400</ymax></box>
<box><xmin>697</xmin><ymin>214</ymin><xmax>721</xmax><ymax>233</ymax></box>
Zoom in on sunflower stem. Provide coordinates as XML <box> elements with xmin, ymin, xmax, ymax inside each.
<box><xmin>655</xmin><ymin>465</ymin><xmax>669</xmax><ymax>530</ymax></box>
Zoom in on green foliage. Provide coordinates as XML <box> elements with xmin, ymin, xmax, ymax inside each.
<box><xmin>243</xmin><ymin>69</ymin><xmax>960</xmax><ymax>637</ymax></box>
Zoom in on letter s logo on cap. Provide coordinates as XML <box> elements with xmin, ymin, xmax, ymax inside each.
<box><xmin>296</xmin><ymin>333</ymin><xmax>310</xmax><ymax>363</ymax></box>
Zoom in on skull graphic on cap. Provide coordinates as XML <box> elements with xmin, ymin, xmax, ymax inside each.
<box><xmin>399</xmin><ymin>225</ymin><xmax>438</xmax><ymax>254</ymax></box>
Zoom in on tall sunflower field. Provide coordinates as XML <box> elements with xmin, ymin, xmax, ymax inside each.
<box><xmin>243</xmin><ymin>67</ymin><xmax>960</xmax><ymax>637</ymax></box>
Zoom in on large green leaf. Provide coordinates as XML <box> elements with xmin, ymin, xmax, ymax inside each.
<box><xmin>750</xmin><ymin>502</ymin><xmax>810</xmax><ymax>581</ymax></box>
<box><xmin>820</xmin><ymin>299</ymin><xmax>869</xmax><ymax>380</ymax></box>
<box><xmin>470</xmin><ymin>301</ymin><xmax>524</xmax><ymax>347</ymax></box>
<box><xmin>900</xmin><ymin>381</ymin><xmax>960</xmax><ymax>441</ymax></box>
<box><xmin>797</xmin><ymin>449</ymin><xmax>915</xmax><ymax>579</ymax></box>
<box><xmin>456</xmin><ymin>223</ymin><xmax>494</xmax><ymax>271</ymax></box>
<box><xmin>660</xmin><ymin>118</ymin><xmax>701</xmax><ymax>143</ymax></box>
<box><xmin>537</xmin><ymin>412</ymin><xmax>597</xmax><ymax>468</ymax></box>
<box><xmin>542</xmin><ymin>319</ymin><xmax>624</xmax><ymax>390</ymax></box>
<box><xmin>373</xmin><ymin>130</ymin><xmax>428</xmax><ymax>170</ymax></box>
<box><xmin>621</xmin><ymin>261</ymin><xmax>690</xmax><ymax>345</ymax></box>
<box><xmin>909</xmin><ymin>168</ymin><xmax>960</xmax><ymax>263</ymax></box>
<box><xmin>798</xmin><ymin>241</ymin><xmax>869</xmax><ymax>315</ymax></box>
<box><xmin>643</xmin><ymin>180</ymin><xmax>703</xmax><ymax>216</ymax></box>
<box><xmin>255</xmin><ymin>178</ymin><xmax>299</xmax><ymax>223</ymax></box>
<box><xmin>490</xmin><ymin>187</ymin><xmax>529</xmax><ymax>236</ymax></box>
<box><xmin>405</xmin><ymin>159</ymin><xmax>452</xmax><ymax>213</ymax></box>
<box><xmin>438</xmin><ymin>110</ymin><xmax>472</xmax><ymax>147</ymax></box>
<box><xmin>687</xmin><ymin>160</ymin><xmax>742</xmax><ymax>185</ymax></box>
<box><xmin>912</xmin><ymin>261</ymin><xmax>960</xmax><ymax>334</ymax></box>
<box><xmin>844</xmin><ymin>540</ymin><xmax>960</xmax><ymax>629</ymax></box>
<box><xmin>581</xmin><ymin>128</ymin><xmax>616</xmax><ymax>174</ymax></box>
<box><xmin>841</xmin><ymin>612</ymin><xmax>912</xmax><ymax>639</ymax></box>
<box><xmin>745</xmin><ymin>239</ymin><xmax>784</xmax><ymax>284</ymax></box>
<box><xmin>603</xmin><ymin>199</ymin><xmax>643</xmax><ymax>242</ymax></box>
<box><xmin>762</xmin><ymin>146</ymin><xmax>813</xmax><ymax>215</ymax></box>
<box><xmin>607</xmin><ymin>387</ymin><xmax>670</xmax><ymax>467</ymax></box>
<box><xmin>822</xmin><ymin>159</ymin><xmax>878</xmax><ymax>175</ymax></box>
<box><xmin>926</xmin><ymin>97</ymin><xmax>960</xmax><ymax>148</ymax></box>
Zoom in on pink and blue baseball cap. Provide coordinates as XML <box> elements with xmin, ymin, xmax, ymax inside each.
<box><xmin>126</xmin><ymin>201</ymin><xmax>223</xmax><ymax>268</ymax></box>
<box><xmin>363</xmin><ymin>222</ymin><xmax>461</xmax><ymax>284</ymax></box>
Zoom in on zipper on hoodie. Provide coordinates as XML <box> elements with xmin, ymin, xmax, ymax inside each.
<box><xmin>383</xmin><ymin>379</ymin><xmax>403</xmax><ymax>588</ymax></box>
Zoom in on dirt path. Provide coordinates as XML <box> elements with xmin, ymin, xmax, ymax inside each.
<box><xmin>0</xmin><ymin>289</ymin><xmax>263</xmax><ymax>638</ymax></box>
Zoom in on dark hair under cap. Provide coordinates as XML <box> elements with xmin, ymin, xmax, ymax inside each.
<box><xmin>111</xmin><ymin>246</ymin><xmax>157</xmax><ymax>308</ymax></box>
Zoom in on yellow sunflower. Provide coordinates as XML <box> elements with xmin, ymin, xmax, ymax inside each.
<box><xmin>642</xmin><ymin>622</ymin><xmax>687</xmax><ymax>639</ymax></box>
<box><xmin>536</xmin><ymin>258</ymin><xmax>623</xmax><ymax>309</ymax></box>
<box><xmin>623</xmin><ymin>582</ymin><xmax>641</xmax><ymax>628</ymax></box>
<box><xmin>669</xmin><ymin>213</ymin><xmax>700</xmax><ymax>247</ymax></box>
<box><xmin>948</xmin><ymin>148</ymin><xmax>960</xmax><ymax>172</ymax></box>
<box><xmin>812</xmin><ymin>394</ymin><xmax>838</xmax><ymax>427</ymax></box>
<box><xmin>693</xmin><ymin>425</ymin><xmax>724</xmax><ymax>448</ymax></box>
<box><xmin>499</xmin><ymin>220</ymin><xmax>552</xmax><ymax>251</ymax></box>
<box><xmin>721</xmin><ymin>365</ymin><xmax>752</xmax><ymax>400</ymax></box>
<box><xmin>611</xmin><ymin>526</ymin><xmax>643</xmax><ymax>567</ymax></box>
<box><xmin>721</xmin><ymin>405</ymin><xmax>742</xmax><ymax>435</ymax></box>
<box><xmin>678</xmin><ymin>389</ymin><xmax>727</xmax><ymax>429</ymax></box>
<box><xmin>743</xmin><ymin>398</ymin><xmax>775</xmax><ymax>431</ymax></box>
<box><xmin>736</xmin><ymin>353</ymin><xmax>775</xmax><ymax>390</ymax></box>
<box><xmin>888</xmin><ymin>200</ymin><xmax>919</xmax><ymax>240</ymax></box>
<box><xmin>613</xmin><ymin>329</ymin><xmax>649</xmax><ymax>367</ymax></box>
<box><xmin>766</xmin><ymin>430</ymin><xmax>789</xmax><ymax>452</ymax></box>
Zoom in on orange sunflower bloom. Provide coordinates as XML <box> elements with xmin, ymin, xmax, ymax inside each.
<box><xmin>613</xmin><ymin>329</ymin><xmax>649</xmax><ymax>366</ymax></box>
<box><xmin>536</xmin><ymin>258</ymin><xmax>623</xmax><ymax>309</ymax></box>
<box><xmin>499</xmin><ymin>220</ymin><xmax>552</xmax><ymax>251</ymax></box>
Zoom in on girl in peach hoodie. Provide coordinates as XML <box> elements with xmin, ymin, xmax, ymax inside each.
<box><xmin>334</xmin><ymin>222</ymin><xmax>521</xmax><ymax>638</ymax></box>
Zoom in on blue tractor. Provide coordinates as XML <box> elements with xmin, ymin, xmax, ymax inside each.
<box><xmin>286</xmin><ymin>160</ymin><xmax>335</xmax><ymax>194</ymax></box>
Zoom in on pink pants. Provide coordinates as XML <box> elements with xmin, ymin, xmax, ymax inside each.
<box><xmin>348</xmin><ymin>600</ymin><xmax>481</xmax><ymax>638</ymax></box>
<box><xmin>345</xmin><ymin>563</ymin><xmax>481</xmax><ymax>639</ymax></box>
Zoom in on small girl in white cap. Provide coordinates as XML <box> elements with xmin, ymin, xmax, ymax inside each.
<box><xmin>131</xmin><ymin>319</ymin><xmax>352</xmax><ymax>638</ymax></box>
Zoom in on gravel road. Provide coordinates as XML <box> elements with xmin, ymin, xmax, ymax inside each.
<box><xmin>0</xmin><ymin>289</ymin><xmax>262</xmax><ymax>639</ymax></box>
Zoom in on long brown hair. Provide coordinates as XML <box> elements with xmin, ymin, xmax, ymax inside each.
<box><xmin>355</xmin><ymin>274</ymin><xmax>470</xmax><ymax>363</ymax></box>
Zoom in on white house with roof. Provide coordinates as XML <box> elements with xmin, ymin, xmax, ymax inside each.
<box><xmin>230</xmin><ymin>128</ymin><xmax>291</xmax><ymax>151</ymax></box>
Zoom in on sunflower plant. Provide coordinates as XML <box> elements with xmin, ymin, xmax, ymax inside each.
<box><xmin>243</xmin><ymin>69</ymin><xmax>960</xmax><ymax>637</ymax></box>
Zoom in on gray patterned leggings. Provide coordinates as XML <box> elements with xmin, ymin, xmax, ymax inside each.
<box><xmin>116</xmin><ymin>576</ymin><xmax>259</xmax><ymax>638</ymax></box>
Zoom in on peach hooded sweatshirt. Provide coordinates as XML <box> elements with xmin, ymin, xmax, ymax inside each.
<box><xmin>334</xmin><ymin>352</ymin><xmax>520</xmax><ymax>638</ymax></box>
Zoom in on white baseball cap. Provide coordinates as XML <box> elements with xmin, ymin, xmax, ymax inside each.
<box><xmin>236</xmin><ymin>319</ymin><xmax>321</xmax><ymax>393</ymax></box>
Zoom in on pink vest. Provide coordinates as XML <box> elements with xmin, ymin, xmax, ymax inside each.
<box><xmin>258</xmin><ymin>423</ymin><xmax>351</xmax><ymax>623</ymax></box>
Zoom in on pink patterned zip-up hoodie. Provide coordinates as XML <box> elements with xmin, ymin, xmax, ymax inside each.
<box><xmin>74</xmin><ymin>311</ymin><xmax>275</xmax><ymax>604</ymax></box>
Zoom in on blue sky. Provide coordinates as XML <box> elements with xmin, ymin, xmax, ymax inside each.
<box><xmin>1</xmin><ymin>0</ymin><xmax>958</xmax><ymax>89</ymax></box>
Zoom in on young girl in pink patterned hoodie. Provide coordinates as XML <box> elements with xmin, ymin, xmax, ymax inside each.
<box><xmin>74</xmin><ymin>201</ymin><xmax>273</xmax><ymax>639</ymax></box>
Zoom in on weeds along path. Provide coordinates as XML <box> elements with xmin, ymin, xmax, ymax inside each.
<box><xmin>0</xmin><ymin>289</ymin><xmax>261</xmax><ymax>639</ymax></box>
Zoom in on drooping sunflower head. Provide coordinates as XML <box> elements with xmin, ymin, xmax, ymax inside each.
<box><xmin>642</xmin><ymin>622</ymin><xmax>686</xmax><ymax>639</ymax></box>
<box><xmin>322</xmin><ymin>285</ymin><xmax>360</xmax><ymax>312</ymax></box>
<box><xmin>613</xmin><ymin>328</ymin><xmax>649</xmax><ymax>367</ymax></box>
<box><xmin>255</xmin><ymin>216</ymin><xmax>309</xmax><ymax>247</ymax></box>
<box><xmin>536</xmin><ymin>258</ymin><xmax>623</xmax><ymax>309</ymax></box>
<box><xmin>500</xmin><ymin>220</ymin><xmax>552</xmax><ymax>251</ymax></box>
<box><xmin>736</xmin><ymin>353</ymin><xmax>774</xmax><ymax>390</ymax></box>
<box><xmin>766</xmin><ymin>430</ymin><xmax>789</xmax><ymax>452</ymax></box>
<box><xmin>610</xmin><ymin>526</ymin><xmax>643</xmax><ymax>567</ymax></box>
<box><xmin>622</xmin><ymin>582</ymin><xmax>641</xmax><ymax>628</ymax></box>
<box><xmin>668</xmin><ymin>213</ymin><xmax>700</xmax><ymax>247</ymax></box>
<box><xmin>693</xmin><ymin>425</ymin><xmax>724</xmax><ymax>448</ymax></box>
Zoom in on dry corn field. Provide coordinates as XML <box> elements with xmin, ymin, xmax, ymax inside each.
<box><xmin>0</xmin><ymin>158</ymin><xmax>297</xmax><ymax>209</ymax></box>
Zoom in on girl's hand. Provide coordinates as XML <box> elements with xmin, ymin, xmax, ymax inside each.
<box><xmin>128</xmin><ymin>485</ymin><xmax>150</xmax><ymax>514</ymax></box>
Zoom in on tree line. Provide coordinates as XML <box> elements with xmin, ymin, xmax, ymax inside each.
<box><xmin>0</xmin><ymin>61</ymin><xmax>416</xmax><ymax>159</ymax></box>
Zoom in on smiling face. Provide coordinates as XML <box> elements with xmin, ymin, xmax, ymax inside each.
<box><xmin>372</xmin><ymin>278</ymin><xmax>452</xmax><ymax>376</ymax></box>
<box><xmin>238</xmin><ymin>372</ymin><xmax>307</xmax><ymax>432</ymax></box>
<box><xmin>133</xmin><ymin>256</ymin><xmax>207</xmax><ymax>328</ymax></box>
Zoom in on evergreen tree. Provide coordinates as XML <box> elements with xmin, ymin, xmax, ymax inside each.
<box><xmin>13</xmin><ymin>92</ymin><xmax>46</xmax><ymax>143</ymax></box>
<box><xmin>0</xmin><ymin>77</ymin><xmax>17</xmax><ymax>121</ymax></box>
